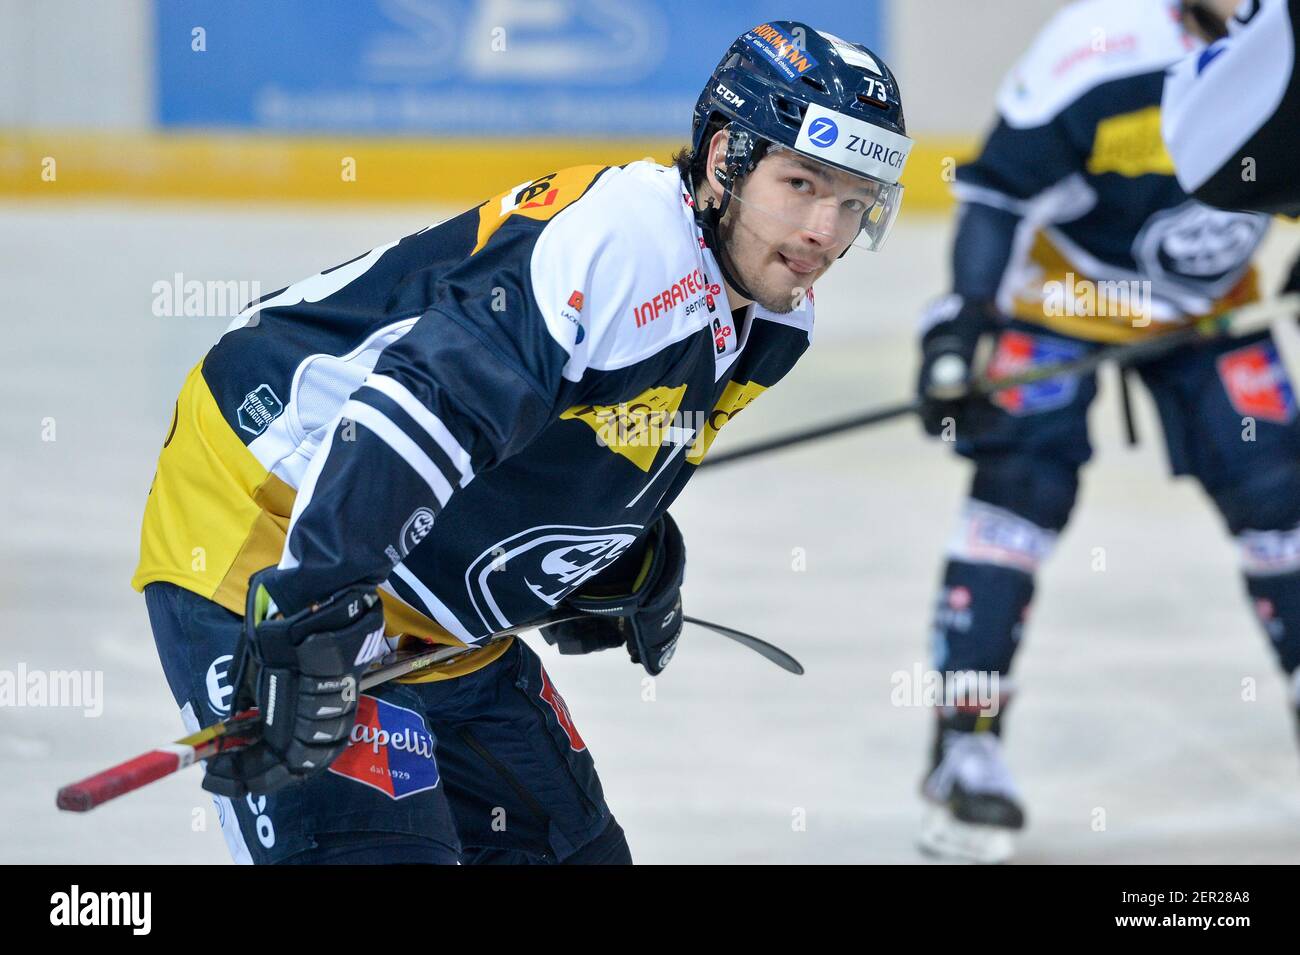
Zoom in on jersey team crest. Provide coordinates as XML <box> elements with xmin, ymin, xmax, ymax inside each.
<box><xmin>328</xmin><ymin>695</ymin><xmax>441</xmax><ymax>800</ymax></box>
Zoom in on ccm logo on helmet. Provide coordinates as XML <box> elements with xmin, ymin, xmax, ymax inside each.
<box><xmin>714</xmin><ymin>83</ymin><xmax>745</xmax><ymax>108</ymax></box>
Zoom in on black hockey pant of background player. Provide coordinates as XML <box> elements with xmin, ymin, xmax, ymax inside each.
<box><xmin>929</xmin><ymin>321</ymin><xmax>1300</xmax><ymax>704</ymax></box>
<box><xmin>145</xmin><ymin>580</ymin><xmax>632</xmax><ymax>864</ymax></box>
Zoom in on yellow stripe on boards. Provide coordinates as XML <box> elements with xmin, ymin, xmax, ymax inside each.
<box><xmin>2</xmin><ymin>130</ymin><xmax>974</xmax><ymax>212</ymax></box>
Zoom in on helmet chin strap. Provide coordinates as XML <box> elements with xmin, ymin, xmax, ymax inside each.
<box><xmin>691</xmin><ymin>125</ymin><xmax>768</xmax><ymax>306</ymax></box>
<box><xmin>693</xmin><ymin>167</ymin><xmax>758</xmax><ymax>306</ymax></box>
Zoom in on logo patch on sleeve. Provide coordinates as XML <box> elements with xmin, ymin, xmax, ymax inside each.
<box><xmin>988</xmin><ymin>331</ymin><xmax>1086</xmax><ymax>415</ymax></box>
<box><xmin>328</xmin><ymin>695</ymin><xmax>440</xmax><ymax>800</ymax></box>
<box><xmin>1217</xmin><ymin>340</ymin><xmax>1297</xmax><ymax>424</ymax></box>
<box><xmin>237</xmin><ymin>384</ymin><xmax>284</xmax><ymax>435</ymax></box>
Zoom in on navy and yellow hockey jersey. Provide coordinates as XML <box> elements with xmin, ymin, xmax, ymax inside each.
<box><xmin>951</xmin><ymin>0</ymin><xmax>1270</xmax><ymax>342</ymax></box>
<box><xmin>133</xmin><ymin>161</ymin><xmax>814</xmax><ymax>678</ymax></box>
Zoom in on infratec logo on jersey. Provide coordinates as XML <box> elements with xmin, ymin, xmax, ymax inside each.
<box><xmin>1217</xmin><ymin>341</ymin><xmax>1297</xmax><ymax>424</ymax></box>
<box><xmin>236</xmin><ymin>384</ymin><xmax>284</xmax><ymax>435</ymax></box>
<box><xmin>328</xmin><ymin>695</ymin><xmax>440</xmax><ymax>800</ymax></box>
<box><xmin>743</xmin><ymin>23</ymin><xmax>820</xmax><ymax>81</ymax></box>
<box><xmin>987</xmin><ymin>331</ymin><xmax>1086</xmax><ymax>415</ymax></box>
<box><xmin>632</xmin><ymin>269</ymin><xmax>710</xmax><ymax>327</ymax></box>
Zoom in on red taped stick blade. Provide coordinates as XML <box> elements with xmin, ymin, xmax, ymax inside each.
<box><xmin>55</xmin><ymin>747</ymin><xmax>189</xmax><ymax>812</ymax></box>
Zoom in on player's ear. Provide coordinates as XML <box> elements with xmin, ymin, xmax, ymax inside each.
<box><xmin>701</xmin><ymin>129</ymin><xmax>731</xmax><ymax>205</ymax></box>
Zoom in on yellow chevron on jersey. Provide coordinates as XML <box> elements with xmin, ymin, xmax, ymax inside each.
<box><xmin>1087</xmin><ymin>106</ymin><xmax>1175</xmax><ymax>178</ymax></box>
<box><xmin>473</xmin><ymin>165</ymin><xmax>608</xmax><ymax>254</ymax></box>
<box><xmin>687</xmin><ymin>379</ymin><xmax>768</xmax><ymax>464</ymax></box>
<box><xmin>132</xmin><ymin>364</ymin><xmax>507</xmax><ymax>677</ymax></box>
<box><xmin>560</xmin><ymin>384</ymin><xmax>688</xmax><ymax>472</ymax></box>
<box><xmin>1006</xmin><ymin>230</ymin><xmax>1260</xmax><ymax>343</ymax></box>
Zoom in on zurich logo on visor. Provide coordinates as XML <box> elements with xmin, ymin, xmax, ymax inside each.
<box><xmin>807</xmin><ymin>117</ymin><xmax>839</xmax><ymax>147</ymax></box>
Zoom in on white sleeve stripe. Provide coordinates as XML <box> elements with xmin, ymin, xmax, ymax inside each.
<box><xmin>361</xmin><ymin>373</ymin><xmax>475</xmax><ymax>486</ymax></box>
<box><xmin>385</xmin><ymin>567</ymin><xmax>477</xmax><ymax>644</ymax></box>
<box><xmin>278</xmin><ymin>418</ymin><xmax>339</xmax><ymax>571</ymax></box>
<box><xmin>339</xmin><ymin>400</ymin><xmax>456</xmax><ymax>505</ymax></box>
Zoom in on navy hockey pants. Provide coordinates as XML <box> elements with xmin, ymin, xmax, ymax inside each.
<box><xmin>145</xmin><ymin>581</ymin><xmax>630</xmax><ymax>864</ymax></box>
<box><xmin>929</xmin><ymin>320</ymin><xmax>1300</xmax><ymax>695</ymax></box>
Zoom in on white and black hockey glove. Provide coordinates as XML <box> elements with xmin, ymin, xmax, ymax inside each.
<box><xmin>541</xmin><ymin>513</ymin><xmax>686</xmax><ymax>676</ymax></box>
<box><xmin>202</xmin><ymin>567</ymin><xmax>387</xmax><ymax>799</ymax></box>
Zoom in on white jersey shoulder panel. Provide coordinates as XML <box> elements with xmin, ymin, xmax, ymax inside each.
<box><xmin>996</xmin><ymin>0</ymin><xmax>1192</xmax><ymax>129</ymax></box>
<box><xmin>1163</xmin><ymin>0</ymin><xmax>1295</xmax><ymax>192</ymax></box>
<box><xmin>531</xmin><ymin>161</ymin><xmax>722</xmax><ymax>382</ymax></box>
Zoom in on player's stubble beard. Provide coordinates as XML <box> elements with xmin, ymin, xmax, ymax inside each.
<box><xmin>716</xmin><ymin>196</ymin><xmax>831</xmax><ymax>315</ymax></box>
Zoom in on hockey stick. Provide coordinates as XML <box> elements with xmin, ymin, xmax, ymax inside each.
<box><xmin>699</xmin><ymin>295</ymin><xmax>1300</xmax><ymax>470</ymax></box>
<box><xmin>686</xmin><ymin>615</ymin><xmax>804</xmax><ymax>674</ymax></box>
<box><xmin>56</xmin><ymin>612</ymin><xmax>801</xmax><ymax>812</ymax></box>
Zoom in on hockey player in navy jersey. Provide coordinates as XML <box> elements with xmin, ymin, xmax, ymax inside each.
<box><xmin>133</xmin><ymin>22</ymin><xmax>911</xmax><ymax>864</ymax></box>
<box><xmin>913</xmin><ymin>0</ymin><xmax>1297</xmax><ymax>863</ymax></box>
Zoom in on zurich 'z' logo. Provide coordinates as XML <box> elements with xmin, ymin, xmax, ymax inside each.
<box><xmin>807</xmin><ymin>117</ymin><xmax>839</xmax><ymax>147</ymax></box>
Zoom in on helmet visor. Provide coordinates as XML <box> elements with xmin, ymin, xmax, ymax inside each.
<box><xmin>726</xmin><ymin>144</ymin><xmax>905</xmax><ymax>252</ymax></box>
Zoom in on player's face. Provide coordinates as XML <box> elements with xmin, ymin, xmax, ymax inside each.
<box><xmin>706</xmin><ymin>140</ymin><xmax>880</xmax><ymax>314</ymax></box>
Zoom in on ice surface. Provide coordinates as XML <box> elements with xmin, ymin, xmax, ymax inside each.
<box><xmin>3</xmin><ymin>200</ymin><xmax>1299</xmax><ymax>863</ymax></box>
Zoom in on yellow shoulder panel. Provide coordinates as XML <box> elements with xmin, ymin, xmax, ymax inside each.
<box><xmin>473</xmin><ymin>164</ymin><xmax>609</xmax><ymax>254</ymax></box>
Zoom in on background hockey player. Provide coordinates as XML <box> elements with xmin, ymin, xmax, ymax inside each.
<box><xmin>911</xmin><ymin>0</ymin><xmax>1297</xmax><ymax>863</ymax></box>
<box><xmin>1163</xmin><ymin>0</ymin><xmax>1300</xmax><ymax>216</ymax></box>
<box><xmin>131</xmin><ymin>21</ymin><xmax>912</xmax><ymax>864</ymax></box>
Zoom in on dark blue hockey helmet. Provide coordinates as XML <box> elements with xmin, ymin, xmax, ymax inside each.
<box><xmin>689</xmin><ymin>22</ymin><xmax>912</xmax><ymax>255</ymax></box>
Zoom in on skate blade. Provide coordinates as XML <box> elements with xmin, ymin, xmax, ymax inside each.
<box><xmin>917</xmin><ymin>806</ymin><xmax>1016</xmax><ymax>864</ymax></box>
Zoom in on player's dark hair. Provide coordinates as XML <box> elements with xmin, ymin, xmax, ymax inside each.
<box><xmin>673</xmin><ymin>114</ymin><xmax>729</xmax><ymax>192</ymax></box>
<box><xmin>671</xmin><ymin>146</ymin><xmax>695</xmax><ymax>187</ymax></box>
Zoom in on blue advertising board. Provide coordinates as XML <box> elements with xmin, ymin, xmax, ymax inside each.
<box><xmin>156</xmin><ymin>1</ymin><xmax>886</xmax><ymax>135</ymax></box>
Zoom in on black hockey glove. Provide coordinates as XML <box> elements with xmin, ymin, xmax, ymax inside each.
<box><xmin>202</xmin><ymin>568</ymin><xmax>387</xmax><ymax>799</ymax></box>
<box><xmin>916</xmin><ymin>295</ymin><xmax>998</xmax><ymax>439</ymax></box>
<box><xmin>540</xmin><ymin>513</ymin><xmax>685</xmax><ymax>676</ymax></box>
